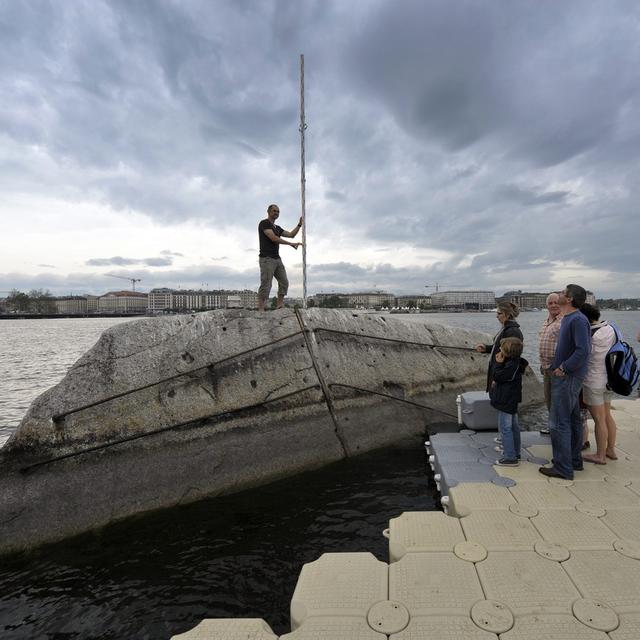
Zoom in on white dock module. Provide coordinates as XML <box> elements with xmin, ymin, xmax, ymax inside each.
<box><xmin>448</xmin><ymin>482</ymin><xmax>517</xmax><ymax>515</ymax></box>
<box><xmin>601</xmin><ymin>507</ymin><xmax>640</xmax><ymax>540</ymax></box>
<box><xmin>289</xmin><ymin>552</ymin><xmax>388</xmax><ymax>630</ymax></box>
<box><xmin>501</xmin><ymin>614</ymin><xmax>609</xmax><ymax>639</ymax></box>
<box><xmin>460</xmin><ymin>509</ymin><xmax>542</xmax><ymax>551</ymax></box>
<box><xmin>389</xmin><ymin>552</ymin><xmax>484</xmax><ymax>617</ymax></box>
<box><xmin>280</xmin><ymin>616</ymin><xmax>385</xmax><ymax>639</ymax></box>
<box><xmin>390</xmin><ymin>615</ymin><xmax>498</xmax><ymax>639</ymax></box>
<box><xmin>563</xmin><ymin>550</ymin><xmax>640</xmax><ymax>613</ymax></box>
<box><xmin>507</xmin><ymin>480</ymin><xmax>581</xmax><ymax>509</ymax></box>
<box><xmin>476</xmin><ymin>551</ymin><xmax>581</xmax><ymax>616</ymax></box>
<box><xmin>568</xmin><ymin>480</ymin><xmax>640</xmax><ymax>507</ymax></box>
<box><xmin>386</xmin><ymin>511</ymin><xmax>465</xmax><ymax>561</ymax></box>
<box><xmin>611</xmin><ymin>612</ymin><xmax>640</xmax><ymax>640</ymax></box>
<box><xmin>530</xmin><ymin>508</ymin><xmax>617</xmax><ymax>550</ymax></box>
<box><xmin>170</xmin><ymin>619</ymin><xmax>277</xmax><ymax>639</ymax></box>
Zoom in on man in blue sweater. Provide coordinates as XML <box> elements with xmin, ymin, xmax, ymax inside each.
<box><xmin>539</xmin><ymin>284</ymin><xmax>591</xmax><ymax>480</ymax></box>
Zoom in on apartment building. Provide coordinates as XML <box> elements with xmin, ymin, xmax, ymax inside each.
<box><xmin>99</xmin><ymin>291</ymin><xmax>148</xmax><ymax>314</ymax></box>
<box><xmin>395</xmin><ymin>295</ymin><xmax>432</xmax><ymax>308</ymax></box>
<box><xmin>147</xmin><ymin>288</ymin><xmax>259</xmax><ymax>312</ymax></box>
<box><xmin>499</xmin><ymin>290</ymin><xmax>596</xmax><ymax>309</ymax></box>
<box><xmin>430</xmin><ymin>290</ymin><xmax>496</xmax><ymax>310</ymax></box>
<box><xmin>54</xmin><ymin>296</ymin><xmax>89</xmax><ymax>314</ymax></box>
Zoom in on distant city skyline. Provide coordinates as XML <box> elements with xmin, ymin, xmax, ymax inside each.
<box><xmin>0</xmin><ymin>282</ymin><xmax>599</xmax><ymax>300</ymax></box>
<box><xmin>2</xmin><ymin>2</ymin><xmax>639</xmax><ymax>298</ymax></box>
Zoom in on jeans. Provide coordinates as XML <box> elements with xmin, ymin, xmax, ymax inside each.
<box><xmin>549</xmin><ymin>375</ymin><xmax>584</xmax><ymax>479</ymax></box>
<box><xmin>498</xmin><ymin>411</ymin><xmax>520</xmax><ymax>460</ymax></box>
<box><xmin>542</xmin><ymin>369</ymin><xmax>556</xmax><ymax>431</ymax></box>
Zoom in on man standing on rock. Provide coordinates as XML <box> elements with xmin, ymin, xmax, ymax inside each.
<box><xmin>257</xmin><ymin>204</ymin><xmax>302</xmax><ymax>311</ymax></box>
<box><xmin>539</xmin><ymin>284</ymin><xmax>591</xmax><ymax>480</ymax></box>
<box><xmin>538</xmin><ymin>292</ymin><xmax>562</xmax><ymax>435</ymax></box>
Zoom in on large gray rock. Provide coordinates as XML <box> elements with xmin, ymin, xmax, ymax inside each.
<box><xmin>0</xmin><ymin>309</ymin><xmax>542</xmax><ymax>555</ymax></box>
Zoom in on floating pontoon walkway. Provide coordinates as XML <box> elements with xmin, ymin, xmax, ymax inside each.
<box><xmin>173</xmin><ymin>398</ymin><xmax>640</xmax><ymax>639</ymax></box>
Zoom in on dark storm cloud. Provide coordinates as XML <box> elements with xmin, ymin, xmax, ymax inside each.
<box><xmin>349</xmin><ymin>1</ymin><xmax>640</xmax><ymax>165</ymax></box>
<box><xmin>2</xmin><ymin>0</ymin><xmax>640</xmax><ymax>296</ymax></box>
<box><xmin>494</xmin><ymin>185</ymin><xmax>572</xmax><ymax>207</ymax></box>
<box><xmin>0</xmin><ymin>0</ymin><xmax>331</xmax><ymax>224</ymax></box>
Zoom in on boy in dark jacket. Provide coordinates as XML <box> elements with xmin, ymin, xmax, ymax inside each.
<box><xmin>491</xmin><ymin>337</ymin><xmax>529</xmax><ymax>466</ymax></box>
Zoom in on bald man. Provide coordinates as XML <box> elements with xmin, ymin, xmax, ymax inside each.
<box><xmin>538</xmin><ymin>292</ymin><xmax>562</xmax><ymax>434</ymax></box>
<box><xmin>257</xmin><ymin>204</ymin><xmax>302</xmax><ymax>311</ymax></box>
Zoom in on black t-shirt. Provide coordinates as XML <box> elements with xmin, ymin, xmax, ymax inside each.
<box><xmin>258</xmin><ymin>219</ymin><xmax>283</xmax><ymax>258</ymax></box>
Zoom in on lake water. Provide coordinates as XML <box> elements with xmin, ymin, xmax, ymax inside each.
<box><xmin>1</xmin><ymin>310</ymin><xmax>638</xmax><ymax>638</ymax></box>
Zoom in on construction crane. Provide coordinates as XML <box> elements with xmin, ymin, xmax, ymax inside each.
<box><xmin>106</xmin><ymin>274</ymin><xmax>141</xmax><ymax>291</ymax></box>
<box><xmin>424</xmin><ymin>283</ymin><xmax>469</xmax><ymax>293</ymax></box>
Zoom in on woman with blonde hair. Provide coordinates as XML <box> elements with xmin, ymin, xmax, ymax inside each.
<box><xmin>476</xmin><ymin>301</ymin><xmax>524</xmax><ymax>393</ymax></box>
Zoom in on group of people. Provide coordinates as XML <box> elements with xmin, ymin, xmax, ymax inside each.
<box><xmin>256</xmin><ymin>206</ymin><xmax>631</xmax><ymax>481</ymax></box>
<box><xmin>478</xmin><ymin>284</ymin><xmax>622</xmax><ymax>479</ymax></box>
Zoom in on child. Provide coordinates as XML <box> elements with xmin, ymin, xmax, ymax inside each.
<box><xmin>490</xmin><ymin>337</ymin><xmax>528</xmax><ymax>466</ymax></box>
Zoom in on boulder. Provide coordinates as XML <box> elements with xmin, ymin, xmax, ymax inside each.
<box><xmin>0</xmin><ymin>308</ymin><xmax>542</xmax><ymax>554</ymax></box>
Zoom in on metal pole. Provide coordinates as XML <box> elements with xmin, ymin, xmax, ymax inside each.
<box><xmin>299</xmin><ymin>54</ymin><xmax>308</xmax><ymax>308</ymax></box>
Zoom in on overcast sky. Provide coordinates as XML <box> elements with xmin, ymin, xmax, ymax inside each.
<box><xmin>1</xmin><ymin>0</ymin><xmax>639</xmax><ymax>299</ymax></box>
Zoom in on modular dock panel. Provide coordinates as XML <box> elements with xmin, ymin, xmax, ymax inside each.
<box><xmin>173</xmin><ymin>398</ymin><xmax>640</xmax><ymax>639</ymax></box>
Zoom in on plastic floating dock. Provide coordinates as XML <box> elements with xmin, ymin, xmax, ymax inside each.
<box><xmin>173</xmin><ymin>397</ymin><xmax>640</xmax><ymax>639</ymax></box>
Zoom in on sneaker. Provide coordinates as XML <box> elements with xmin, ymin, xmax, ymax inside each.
<box><xmin>493</xmin><ymin>436</ymin><xmax>502</xmax><ymax>444</ymax></box>
<box><xmin>539</xmin><ymin>427</ymin><xmax>550</xmax><ymax>435</ymax></box>
<box><xmin>496</xmin><ymin>457</ymin><xmax>519</xmax><ymax>467</ymax></box>
<box><xmin>493</xmin><ymin>445</ymin><xmax>503</xmax><ymax>453</ymax></box>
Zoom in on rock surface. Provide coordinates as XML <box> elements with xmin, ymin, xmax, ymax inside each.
<box><xmin>0</xmin><ymin>309</ymin><xmax>542</xmax><ymax>554</ymax></box>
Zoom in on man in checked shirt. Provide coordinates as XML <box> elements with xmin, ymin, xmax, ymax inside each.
<box><xmin>538</xmin><ymin>292</ymin><xmax>562</xmax><ymax>434</ymax></box>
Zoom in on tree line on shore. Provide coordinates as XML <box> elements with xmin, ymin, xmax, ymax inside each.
<box><xmin>1</xmin><ymin>289</ymin><xmax>57</xmax><ymax>314</ymax></box>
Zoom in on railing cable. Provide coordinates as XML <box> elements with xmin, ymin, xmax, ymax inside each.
<box><xmin>52</xmin><ymin>330</ymin><xmax>305</xmax><ymax>423</ymax></box>
<box><xmin>23</xmin><ymin>385</ymin><xmax>321</xmax><ymax>474</ymax></box>
<box><xmin>329</xmin><ymin>383</ymin><xmax>459</xmax><ymax>420</ymax></box>
<box><xmin>314</xmin><ymin>327</ymin><xmax>479</xmax><ymax>352</ymax></box>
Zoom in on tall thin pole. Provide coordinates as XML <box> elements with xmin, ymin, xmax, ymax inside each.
<box><xmin>299</xmin><ymin>54</ymin><xmax>308</xmax><ymax>308</ymax></box>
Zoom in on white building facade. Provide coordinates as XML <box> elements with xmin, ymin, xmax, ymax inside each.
<box><xmin>147</xmin><ymin>288</ymin><xmax>259</xmax><ymax>312</ymax></box>
<box><xmin>99</xmin><ymin>291</ymin><xmax>149</xmax><ymax>314</ymax></box>
<box><xmin>430</xmin><ymin>290</ymin><xmax>496</xmax><ymax>310</ymax></box>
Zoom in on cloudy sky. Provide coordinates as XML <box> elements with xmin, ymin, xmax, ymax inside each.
<box><xmin>1</xmin><ymin>0</ymin><xmax>639</xmax><ymax>299</ymax></box>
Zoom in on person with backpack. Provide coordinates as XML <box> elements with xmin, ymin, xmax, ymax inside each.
<box><xmin>580</xmin><ymin>304</ymin><xmax>617</xmax><ymax>464</ymax></box>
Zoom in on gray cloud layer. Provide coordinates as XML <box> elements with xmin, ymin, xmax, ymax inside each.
<box><xmin>1</xmin><ymin>0</ymin><xmax>639</xmax><ymax>296</ymax></box>
<box><xmin>86</xmin><ymin>256</ymin><xmax>173</xmax><ymax>267</ymax></box>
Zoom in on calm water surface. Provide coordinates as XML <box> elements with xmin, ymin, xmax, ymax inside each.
<box><xmin>0</xmin><ymin>317</ymin><xmax>138</xmax><ymax>440</ymax></box>
<box><xmin>0</xmin><ymin>440</ymin><xmax>434</xmax><ymax>639</ymax></box>
<box><xmin>0</xmin><ymin>311</ymin><xmax>637</xmax><ymax>638</ymax></box>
